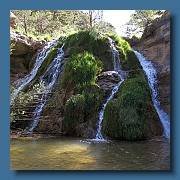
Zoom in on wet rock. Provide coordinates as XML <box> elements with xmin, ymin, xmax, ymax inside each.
<box><xmin>97</xmin><ymin>71</ymin><xmax>121</xmax><ymax>92</ymax></box>
<box><xmin>133</xmin><ymin>11</ymin><xmax>170</xmax><ymax>114</ymax></box>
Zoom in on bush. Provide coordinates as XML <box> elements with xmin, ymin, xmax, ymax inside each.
<box><xmin>64</xmin><ymin>30</ymin><xmax>113</xmax><ymax>71</ymax></box>
<box><xmin>118</xmin><ymin>77</ymin><xmax>150</xmax><ymax>108</ymax></box>
<box><xmin>63</xmin><ymin>88</ymin><xmax>103</xmax><ymax>136</ymax></box>
<box><xmin>63</xmin><ymin>94</ymin><xmax>86</xmax><ymax>135</ymax></box>
<box><xmin>61</xmin><ymin>51</ymin><xmax>102</xmax><ymax>92</ymax></box>
<box><xmin>102</xmin><ymin>76</ymin><xmax>160</xmax><ymax>140</ymax></box>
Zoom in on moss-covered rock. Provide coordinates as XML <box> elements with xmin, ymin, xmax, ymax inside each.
<box><xmin>108</xmin><ymin>33</ymin><xmax>141</xmax><ymax>71</ymax></box>
<box><xmin>62</xmin><ymin>86</ymin><xmax>103</xmax><ymax>137</ymax></box>
<box><xmin>102</xmin><ymin>76</ymin><xmax>163</xmax><ymax>140</ymax></box>
<box><xmin>101</xmin><ymin>34</ymin><xmax>163</xmax><ymax>140</ymax></box>
<box><xmin>64</xmin><ymin>30</ymin><xmax>113</xmax><ymax>71</ymax></box>
<box><xmin>61</xmin><ymin>51</ymin><xmax>102</xmax><ymax>92</ymax></box>
<box><xmin>36</xmin><ymin>30</ymin><xmax>163</xmax><ymax>140</ymax></box>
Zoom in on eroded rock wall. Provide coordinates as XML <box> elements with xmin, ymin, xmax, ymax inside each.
<box><xmin>10</xmin><ymin>12</ymin><xmax>45</xmax><ymax>83</ymax></box>
<box><xmin>133</xmin><ymin>11</ymin><xmax>170</xmax><ymax>114</ymax></box>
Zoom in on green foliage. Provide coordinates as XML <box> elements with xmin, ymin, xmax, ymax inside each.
<box><xmin>125</xmin><ymin>10</ymin><xmax>164</xmax><ymax>36</ymax></box>
<box><xmin>13</xmin><ymin>10</ymin><xmax>116</xmax><ymax>38</ymax></box>
<box><xmin>118</xmin><ymin>77</ymin><xmax>150</xmax><ymax>108</ymax></box>
<box><xmin>103</xmin><ymin>101</ymin><xmax>148</xmax><ymax>140</ymax></box>
<box><xmin>35</xmin><ymin>47</ymin><xmax>58</xmax><ymax>80</ymax></box>
<box><xmin>108</xmin><ymin>33</ymin><xmax>141</xmax><ymax>70</ymax></box>
<box><xmin>10</xmin><ymin>82</ymin><xmax>45</xmax><ymax>122</ymax></box>
<box><xmin>94</xmin><ymin>21</ymin><xmax>116</xmax><ymax>34</ymax></box>
<box><xmin>63</xmin><ymin>88</ymin><xmax>103</xmax><ymax>135</ymax></box>
<box><xmin>64</xmin><ymin>30</ymin><xmax>113</xmax><ymax>71</ymax></box>
<box><xmin>10</xmin><ymin>67</ymin><xmax>16</xmax><ymax>74</ymax></box>
<box><xmin>102</xmin><ymin>76</ymin><xmax>158</xmax><ymax>140</ymax></box>
<box><xmin>61</xmin><ymin>51</ymin><xmax>102</xmax><ymax>92</ymax></box>
<box><xmin>12</xmin><ymin>10</ymin><xmax>92</xmax><ymax>39</ymax></box>
<box><xmin>63</xmin><ymin>94</ymin><xmax>85</xmax><ymax>134</ymax></box>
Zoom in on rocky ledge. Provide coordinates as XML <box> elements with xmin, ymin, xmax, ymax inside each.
<box><xmin>97</xmin><ymin>71</ymin><xmax>121</xmax><ymax>92</ymax></box>
<box><xmin>10</xmin><ymin>31</ymin><xmax>46</xmax><ymax>82</ymax></box>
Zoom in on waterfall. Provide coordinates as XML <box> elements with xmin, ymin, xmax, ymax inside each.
<box><xmin>133</xmin><ymin>50</ymin><xmax>170</xmax><ymax>139</ymax></box>
<box><xmin>10</xmin><ymin>39</ymin><xmax>59</xmax><ymax>105</ymax></box>
<box><xmin>94</xmin><ymin>38</ymin><xmax>126</xmax><ymax>141</ymax></box>
<box><xmin>28</xmin><ymin>45</ymin><xmax>65</xmax><ymax>132</ymax></box>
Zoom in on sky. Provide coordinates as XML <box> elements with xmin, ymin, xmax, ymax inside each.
<box><xmin>82</xmin><ymin>10</ymin><xmax>135</xmax><ymax>36</ymax></box>
<box><xmin>102</xmin><ymin>10</ymin><xmax>135</xmax><ymax>36</ymax></box>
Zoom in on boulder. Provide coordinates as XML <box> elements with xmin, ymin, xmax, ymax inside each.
<box><xmin>10</xmin><ymin>31</ymin><xmax>45</xmax><ymax>56</ymax></box>
<box><xmin>10</xmin><ymin>31</ymin><xmax>46</xmax><ymax>83</ymax></box>
<box><xmin>96</xmin><ymin>71</ymin><xmax>121</xmax><ymax>92</ymax></box>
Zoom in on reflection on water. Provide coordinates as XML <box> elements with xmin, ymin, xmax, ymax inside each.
<box><xmin>10</xmin><ymin>137</ymin><xmax>170</xmax><ymax>170</ymax></box>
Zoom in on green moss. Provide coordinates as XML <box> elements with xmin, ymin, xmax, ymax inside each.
<box><xmin>108</xmin><ymin>33</ymin><xmax>141</xmax><ymax>71</ymax></box>
<box><xmin>64</xmin><ymin>30</ymin><xmax>113</xmax><ymax>71</ymax></box>
<box><xmin>118</xmin><ymin>77</ymin><xmax>150</xmax><ymax>108</ymax></box>
<box><xmin>10</xmin><ymin>67</ymin><xmax>16</xmax><ymax>74</ymax></box>
<box><xmin>21</xmin><ymin>84</ymin><xmax>30</xmax><ymax>93</ymax></box>
<box><xmin>61</xmin><ymin>51</ymin><xmax>102</xmax><ymax>92</ymax></box>
<box><xmin>63</xmin><ymin>94</ymin><xmax>86</xmax><ymax>135</ymax></box>
<box><xmin>63</xmin><ymin>87</ymin><xmax>103</xmax><ymax>135</ymax></box>
<box><xmin>35</xmin><ymin>47</ymin><xmax>58</xmax><ymax>80</ymax></box>
<box><xmin>102</xmin><ymin>76</ymin><xmax>160</xmax><ymax>140</ymax></box>
<box><xmin>103</xmin><ymin>101</ymin><xmax>148</xmax><ymax>140</ymax></box>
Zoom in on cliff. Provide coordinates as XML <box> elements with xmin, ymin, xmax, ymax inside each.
<box><xmin>10</xmin><ymin>12</ymin><xmax>45</xmax><ymax>83</ymax></box>
<box><xmin>133</xmin><ymin>11</ymin><xmax>170</xmax><ymax>114</ymax></box>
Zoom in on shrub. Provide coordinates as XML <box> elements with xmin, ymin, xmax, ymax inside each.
<box><xmin>61</xmin><ymin>51</ymin><xmax>102</xmax><ymax>92</ymax></box>
<box><xmin>64</xmin><ymin>30</ymin><xmax>113</xmax><ymax>71</ymax></box>
<box><xmin>118</xmin><ymin>77</ymin><xmax>150</xmax><ymax>108</ymax></box>
<box><xmin>102</xmin><ymin>76</ymin><xmax>159</xmax><ymax>140</ymax></box>
<box><xmin>63</xmin><ymin>85</ymin><xmax>103</xmax><ymax>136</ymax></box>
<box><xmin>63</xmin><ymin>94</ymin><xmax>85</xmax><ymax>135</ymax></box>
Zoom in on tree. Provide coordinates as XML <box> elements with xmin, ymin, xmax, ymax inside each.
<box><xmin>94</xmin><ymin>21</ymin><xmax>116</xmax><ymax>34</ymax></box>
<box><xmin>12</xmin><ymin>10</ymin><xmax>88</xmax><ymax>38</ymax></box>
<box><xmin>84</xmin><ymin>10</ymin><xmax>103</xmax><ymax>29</ymax></box>
<box><xmin>125</xmin><ymin>10</ymin><xmax>164</xmax><ymax>36</ymax></box>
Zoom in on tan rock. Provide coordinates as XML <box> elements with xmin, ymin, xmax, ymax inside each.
<box><xmin>10</xmin><ymin>11</ymin><xmax>17</xmax><ymax>29</ymax></box>
<box><xmin>97</xmin><ymin>71</ymin><xmax>121</xmax><ymax>92</ymax></box>
<box><xmin>134</xmin><ymin>11</ymin><xmax>170</xmax><ymax>114</ymax></box>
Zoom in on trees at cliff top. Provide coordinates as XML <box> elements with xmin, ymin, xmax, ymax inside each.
<box><xmin>12</xmin><ymin>10</ymin><xmax>115</xmax><ymax>39</ymax></box>
<box><xmin>125</xmin><ymin>10</ymin><xmax>164</xmax><ymax>37</ymax></box>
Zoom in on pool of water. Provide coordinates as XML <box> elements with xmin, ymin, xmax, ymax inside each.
<box><xmin>10</xmin><ymin>136</ymin><xmax>170</xmax><ymax>170</ymax></box>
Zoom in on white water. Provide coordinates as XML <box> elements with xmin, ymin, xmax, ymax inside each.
<box><xmin>94</xmin><ymin>38</ymin><xmax>126</xmax><ymax>141</ymax></box>
<box><xmin>28</xmin><ymin>45</ymin><xmax>65</xmax><ymax>132</ymax></box>
<box><xmin>10</xmin><ymin>39</ymin><xmax>59</xmax><ymax>105</ymax></box>
<box><xmin>134</xmin><ymin>50</ymin><xmax>170</xmax><ymax>139</ymax></box>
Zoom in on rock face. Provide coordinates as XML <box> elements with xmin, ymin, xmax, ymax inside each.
<box><xmin>97</xmin><ymin>71</ymin><xmax>121</xmax><ymax>92</ymax></box>
<box><xmin>10</xmin><ymin>11</ymin><xmax>17</xmax><ymax>30</ymax></box>
<box><xmin>10</xmin><ymin>11</ymin><xmax>46</xmax><ymax>82</ymax></box>
<box><xmin>133</xmin><ymin>10</ymin><xmax>170</xmax><ymax>114</ymax></box>
<box><xmin>10</xmin><ymin>31</ymin><xmax>45</xmax><ymax>82</ymax></box>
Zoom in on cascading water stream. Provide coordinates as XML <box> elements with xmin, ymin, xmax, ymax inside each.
<box><xmin>10</xmin><ymin>39</ymin><xmax>59</xmax><ymax>105</ymax></box>
<box><xmin>133</xmin><ymin>50</ymin><xmax>170</xmax><ymax>139</ymax></box>
<box><xmin>28</xmin><ymin>44</ymin><xmax>65</xmax><ymax>132</ymax></box>
<box><xmin>94</xmin><ymin>38</ymin><xmax>126</xmax><ymax>141</ymax></box>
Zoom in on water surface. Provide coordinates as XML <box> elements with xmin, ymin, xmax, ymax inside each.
<box><xmin>10</xmin><ymin>136</ymin><xmax>170</xmax><ymax>170</ymax></box>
